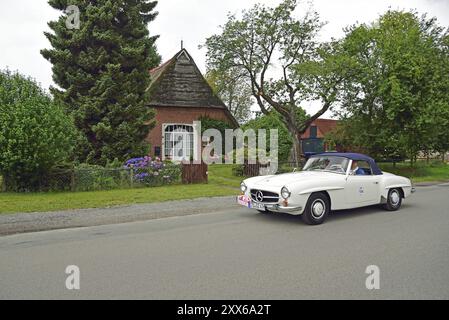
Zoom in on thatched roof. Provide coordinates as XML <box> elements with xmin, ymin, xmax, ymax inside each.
<box><xmin>148</xmin><ymin>49</ymin><xmax>238</xmax><ymax>127</ymax></box>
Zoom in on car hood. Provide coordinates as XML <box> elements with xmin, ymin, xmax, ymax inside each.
<box><xmin>248</xmin><ymin>171</ymin><xmax>343</xmax><ymax>188</ymax></box>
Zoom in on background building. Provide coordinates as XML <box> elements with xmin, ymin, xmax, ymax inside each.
<box><xmin>300</xmin><ymin>119</ymin><xmax>339</xmax><ymax>154</ymax></box>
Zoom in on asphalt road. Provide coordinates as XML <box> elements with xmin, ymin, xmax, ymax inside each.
<box><xmin>1</xmin><ymin>183</ymin><xmax>448</xmax><ymax>300</ymax></box>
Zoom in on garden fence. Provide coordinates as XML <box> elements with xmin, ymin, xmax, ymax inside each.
<box><xmin>182</xmin><ymin>162</ymin><xmax>208</xmax><ymax>184</ymax></box>
<box><xmin>16</xmin><ymin>163</ymin><xmax>183</xmax><ymax>192</ymax></box>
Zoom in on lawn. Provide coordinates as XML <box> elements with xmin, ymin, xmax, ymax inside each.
<box><xmin>0</xmin><ymin>165</ymin><xmax>241</xmax><ymax>215</ymax></box>
<box><xmin>378</xmin><ymin>161</ymin><xmax>449</xmax><ymax>183</ymax></box>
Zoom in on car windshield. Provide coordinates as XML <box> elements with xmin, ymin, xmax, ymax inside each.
<box><xmin>303</xmin><ymin>156</ymin><xmax>350</xmax><ymax>175</ymax></box>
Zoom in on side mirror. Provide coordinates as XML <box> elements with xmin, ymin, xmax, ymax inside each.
<box><xmin>293</xmin><ymin>168</ymin><xmax>298</xmax><ymax>173</ymax></box>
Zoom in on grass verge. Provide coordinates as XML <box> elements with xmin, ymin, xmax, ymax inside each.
<box><xmin>0</xmin><ymin>184</ymin><xmax>237</xmax><ymax>215</ymax></box>
<box><xmin>378</xmin><ymin>161</ymin><xmax>449</xmax><ymax>183</ymax></box>
<box><xmin>0</xmin><ymin>165</ymin><xmax>240</xmax><ymax>215</ymax></box>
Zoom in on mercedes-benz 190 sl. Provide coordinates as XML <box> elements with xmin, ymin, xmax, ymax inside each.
<box><xmin>237</xmin><ymin>153</ymin><xmax>415</xmax><ymax>225</ymax></box>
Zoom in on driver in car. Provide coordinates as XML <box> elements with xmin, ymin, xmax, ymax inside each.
<box><xmin>351</xmin><ymin>161</ymin><xmax>367</xmax><ymax>175</ymax></box>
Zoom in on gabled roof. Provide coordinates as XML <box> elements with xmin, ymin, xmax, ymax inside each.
<box><xmin>148</xmin><ymin>49</ymin><xmax>239</xmax><ymax>127</ymax></box>
<box><xmin>301</xmin><ymin>119</ymin><xmax>338</xmax><ymax>139</ymax></box>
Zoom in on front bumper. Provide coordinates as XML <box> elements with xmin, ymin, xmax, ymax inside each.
<box><xmin>237</xmin><ymin>195</ymin><xmax>303</xmax><ymax>215</ymax></box>
<box><xmin>264</xmin><ymin>204</ymin><xmax>303</xmax><ymax>214</ymax></box>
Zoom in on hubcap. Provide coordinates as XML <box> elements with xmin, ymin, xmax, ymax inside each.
<box><xmin>390</xmin><ymin>191</ymin><xmax>400</xmax><ymax>206</ymax></box>
<box><xmin>312</xmin><ymin>200</ymin><xmax>326</xmax><ymax>219</ymax></box>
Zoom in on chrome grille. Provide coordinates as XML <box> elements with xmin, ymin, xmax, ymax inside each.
<box><xmin>250</xmin><ymin>189</ymin><xmax>280</xmax><ymax>203</ymax></box>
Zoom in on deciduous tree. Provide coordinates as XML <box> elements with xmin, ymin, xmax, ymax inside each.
<box><xmin>203</xmin><ymin>0</ymin><xmax>345</xmax><ymax>164</ymax></box>
<box><xmin>336</xmin><ymin>10</ymin><xmax>449</xmax><ymax>164</ymax></box>
<box><xmin>206</xmin><ymin>68</ymin><xmax>252</xmax><ymax>124</ymax></box>
<box><xmin>0</xmin><ymin>71</ymin><xmax>76</xmax><ymax>191</ymax></box>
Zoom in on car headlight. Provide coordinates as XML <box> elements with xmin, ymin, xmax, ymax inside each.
<box><xmin>240</xmin><ymin>182</ymin><xmax>248</xmax><ymax>193</ymax></box>
<box><xmin>281</xmin><ymin>187</ymin><xmax>291</xmax><ymax>200</ymax></box>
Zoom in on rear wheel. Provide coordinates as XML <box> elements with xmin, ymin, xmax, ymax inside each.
<box><xmin>384</xmin><ymin>188</ymin><xmax>402</xmax><ymax>211</ymax></box>
<box><xmin>302</xmin><ymin>193</ymin><xmax>330</xmax><ymax>225</ymax></box>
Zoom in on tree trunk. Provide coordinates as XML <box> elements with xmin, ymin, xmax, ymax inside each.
<box><xmin>291</xmin><ymin>133</ymin><xmax>302</xmax><ymax>167</ymax></box>
<box><xmin>1</xmin><ymin>176</ymin><xmax>6</xmax><ymax>192</ymax></box>
<box><xmin>285</xmin><ymin>121</ymin><xmax>302</xmax><ymax>167</ymax></box>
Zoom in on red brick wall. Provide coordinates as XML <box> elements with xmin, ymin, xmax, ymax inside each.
<box><xmin>300</xmin><ymin>119</ymin><xmax>338</xmax><ymax>139</ymax></box>
<box><xmin>146</xmin><ymin>106</ymin><xmax>232</xmax><ymax>157</ymax></box>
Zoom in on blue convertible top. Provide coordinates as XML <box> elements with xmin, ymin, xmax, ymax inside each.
<box><xmin>311</xmin><ymin>152</ymin><xmax>383</xmax><ymax>175</ymax></box>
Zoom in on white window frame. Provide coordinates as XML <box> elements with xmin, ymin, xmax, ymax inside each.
<box><xmin>162</xmin><ymin>123</ymin><xmax>199</xmax><ymax>162</ymax></box>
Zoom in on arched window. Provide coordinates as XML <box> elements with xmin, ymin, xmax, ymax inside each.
<box><xmin>164</xmin><ymin>125</ymin><xmax>194</xmax><ymax>161</ymax></box>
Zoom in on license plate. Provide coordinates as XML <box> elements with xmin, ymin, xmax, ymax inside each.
<box><xmin>237</xmin><ymin>195</ymin><xmax>251</xmax><ymax>208</ymax></box>
<box><xmin>251</xmin><ymin>202</ymin><xmax>266</xmax><ymax>210</ymax></box>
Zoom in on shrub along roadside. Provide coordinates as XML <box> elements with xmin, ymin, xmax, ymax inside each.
<box><xmin>0</xmin><ymin>70</ymin><xmax>77</xmax><ymax>192</ymax></box>
<box><xmin>29</xmin><ymin>159</ymin><xmax>182</xmax><ymax>192</ymax></box>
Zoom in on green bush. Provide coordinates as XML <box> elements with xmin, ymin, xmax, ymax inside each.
<box><xmin>0</xmin><ymin>70</ymin><xmax>77</xmax><ymax>191</ymax></box>
<box><xmin>74</xmin><ymin>164</ymin><xmax>123</xmax><ymax>192</ymax></box>
<box><xmin>40</xmin><ymin>164</ymin><xmax>74</xmax><ymax>192</ymax></box>
<box><xmin>242</xmin><ymin>112</ymin><xmax>293</xmax><ymax>162</ymax></box>
<box><xmin>232</xmin><ymin>165</ymin><xmax>245</xmax><ymax>177</ymax></box>
<box><xmin>72</xmin><ymin>160</ymin><xmax>182</xmax><ymax>192</ymax></box>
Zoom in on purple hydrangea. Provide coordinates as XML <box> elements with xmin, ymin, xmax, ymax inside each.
<box><xmin>124</xmin><ymin>156</ymin><xmax>167</xmax><ymax>183</ymax></box>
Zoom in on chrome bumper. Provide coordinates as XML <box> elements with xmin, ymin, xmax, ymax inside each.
<box><xmin>264</xmin><ymin>204</ymin><xmax>303</xmax><ymax>214</ymax></box>
<box><xmin>237</xmin><ymin>196</ymin><xmax>303</xmax><ymax>214</ymax></box>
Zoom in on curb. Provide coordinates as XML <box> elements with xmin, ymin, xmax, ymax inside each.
<box><xmin>414</xmin><ymin>181</ymin><xmax>449</xmax><ymax>187</ymax></box>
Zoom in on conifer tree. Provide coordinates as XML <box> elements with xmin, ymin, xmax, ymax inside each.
<box><xmin>42</xmin><ymin>0</ymin><xmax>161</xmax><ymax>164</ymax></box>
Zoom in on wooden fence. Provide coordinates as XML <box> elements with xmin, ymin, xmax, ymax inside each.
<box><xmin>243</xmin><ymin>163</ymin><xmax>269</xmax><ymax>177</ymax></box>
<box><xmin>182</xmin><ymin>162</ymin><xmax>208</xmax><ymax>184</ymax></box>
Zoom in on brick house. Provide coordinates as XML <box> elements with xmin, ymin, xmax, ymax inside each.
<box><xmin>146</xmin><ymin>49</ymin><xmax>238</xmax><ymax>161</ymax></box>
<box><xmin>300</xmin><ymin>119</ymin><xmax>339</xmax><ymax>154</ymax></box>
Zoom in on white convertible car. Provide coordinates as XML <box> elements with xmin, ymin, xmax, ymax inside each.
<box><xmin>237</xmin><ymin>153</ymin><xmax>415</xmax><ymax>225</ymax></box>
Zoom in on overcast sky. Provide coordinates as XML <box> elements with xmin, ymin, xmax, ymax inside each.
<box><xmin>1</xmin><ymin>0</ymin><xmax>448</xmax><ymax>116</ymax></box>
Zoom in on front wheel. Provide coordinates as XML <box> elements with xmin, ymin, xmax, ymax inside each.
<box><xmin>383</xmin><ymin>188</ymin><xmax>402</xmax><ymax>211</ymax></box>
<box><xmin>302</xmin><ymin>193</ymin><xmax>330</xmax><ymax>225</ymax></box>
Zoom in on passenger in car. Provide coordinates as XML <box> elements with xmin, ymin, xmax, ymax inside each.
<box><xmin>351</xmin><ymin>161</ymin><xmax>367</xmax><ymax>176</ymax></box>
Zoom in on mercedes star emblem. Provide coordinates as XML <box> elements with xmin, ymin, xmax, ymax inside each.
<box><xmin>256</xmin><ymin>191</ymin><xmax>264</xmax><ymax>202</ymax></box>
